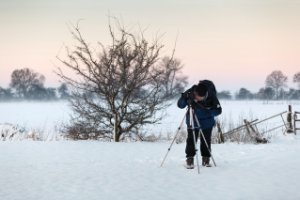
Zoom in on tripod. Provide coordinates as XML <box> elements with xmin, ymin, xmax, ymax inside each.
<box><xmin>160</xmin><ymin>102</ymin><xmax>217</xmax><ymax>174</ymax></box>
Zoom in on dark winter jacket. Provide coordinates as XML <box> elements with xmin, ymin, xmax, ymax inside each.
<box><xmin>177</xmin><ymin>85</ymin><xmax>222</xmax><ymax>130</ymax></box>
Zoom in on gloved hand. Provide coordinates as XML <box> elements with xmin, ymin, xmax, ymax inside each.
<box><xmin>181</xmin><ymin>92</ymin><xmax>191</xmax><ymax>100</ymax></box>
<box><xmin>182</xmin><ymin>91</ymin><xmax>194</xmax><ymax>104</ymax></box>
<box><xmin>181</xmin><ymin>85</ymin><xmax>196</xmax><ymax>100</ymax></box>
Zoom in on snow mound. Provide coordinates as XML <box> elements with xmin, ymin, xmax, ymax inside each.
<box><xmin>0</xmin><ymin>123</ymin><xmax>26</xmax><ymax>141</ymax></box>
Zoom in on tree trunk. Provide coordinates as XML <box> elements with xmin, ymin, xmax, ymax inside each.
<box><xmin>113</xmin><ymin>113</ymin><xmax>121</xmax><ymax>142</ymax></box>
<box><xmin>114</xmin><ymin>132</ymin><xmax>121</xmax><ymax>142</ymax></box>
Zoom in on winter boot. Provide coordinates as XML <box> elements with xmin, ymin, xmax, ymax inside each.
<box><xmin>202</xmin><ymin>157</ymin><xmax>212</xmax><ymax>167</ymax></box>
<box><xmin>186</xmin><ymin>157</ymin><xmax>194</xmax><ymax>169</ymax></box>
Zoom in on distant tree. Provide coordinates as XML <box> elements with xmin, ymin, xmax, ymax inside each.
<box><xmin>236</xmin><ymin>88</ymin><xmax>253</xmax><ymax>100</ymax></box>
<box><xmin>46</xmin><ymin>88</ymin><xmax>57</xmax><ymax>100</ymax></box>
<box><xmin>0</xmin><ymin>87</ymin><xmax>13</xmax><ymax>101</ymax></box>
<box><xmin>265</xmin><ymin>70</ymin><xmax>288</xmax><ymax>99</ymax></box>
<box><xmin>287</xmin><ymin>88</ymin><xmax>300</xmax><ymax>100</ymax></box>
<box><xmin>27</xmin><ymin>84</ymin><xmax>47</xmax><ymax>100</ymax></box>
<box><xmin>217</xmin><ymin>90</ymin><xmax>232</xmax><ymax>100</ymax></box>
<box><xmin>26</xmin><ymin>85</ymin><xmax>57</xmax><ymax>100</ymax></box>
<box><xmin>10</xmin><ymin>68</ymin><xmax>45</xmax><ymax>99</ymax></box>
<box><xmin>58</xmin><ymin>83</ymin><xmax>70</xmax><ymax>99</ymax></box>
<box><xmin>257</xmin><ymin>87</ymin><xmax>275</xmax><ymax>100</ymax></box>
<box><xmin>293</xmin><ymin>72</ymin><xmax>300</xmax><ymax>89</ymax></box>
<box><xmin>277</xmin><ymin>88</ymin><xmax>288</xmax><ymax>100</ymax></box>
<box><xmin>56</xmin><ymin>19</ymin><xmax>187</xmax><ymax>142</ymax></box>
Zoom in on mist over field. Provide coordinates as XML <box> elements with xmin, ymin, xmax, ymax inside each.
<box><xmin>1</xmin><ymin>100</ymin><xmax>299</xmax><ymax>139</ymax></box>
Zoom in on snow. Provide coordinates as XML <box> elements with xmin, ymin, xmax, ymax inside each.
<box><xmin>0</xmin><ymin>101</ymin><xmax>70</xmax><ymax>140</ymax></box>
<box><xmin>0</xmin><ymin>101</ymin><xmax>70</xmax><ymax>135</ymax></box>
<box><xmin>1</xmin><ymin>135</ymin><xmax>300</xmax><ymax>200</ymax></box>
<box><xmin>1</xmin><ymin>100</ymin><xmax>300</xmax><ymax>199</ymax></box>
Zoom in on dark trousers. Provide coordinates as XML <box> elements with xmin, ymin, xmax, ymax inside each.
<box><xmin>185</xmin><ymin>127</ymin><xmax>212</xmax><ymax>158</ymax></box>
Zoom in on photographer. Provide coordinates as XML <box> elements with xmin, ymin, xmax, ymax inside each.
<box><xmin>177</xmin><ymin>80</ymin><xmax>222</xmax><ymax>169</ymax></box>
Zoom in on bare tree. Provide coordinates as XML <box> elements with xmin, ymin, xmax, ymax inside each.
<box><xmin>10</xmin><ymin>68</ymin><xmax>45</xmax><ymax>99</ymax></box>
<box><xmin>265</xmin><ymin>70</ymin><xmax>288</xmax><ymax>99</ymax></box>
<box><xmin>293</xmin><ymin>72</ymin><xmax>300</xmax><ymax>89</ymax></box>
<box><xmin>56</xmin><ymin>19</ymin><xmax>187</xmax><ymax>142</ymax></box>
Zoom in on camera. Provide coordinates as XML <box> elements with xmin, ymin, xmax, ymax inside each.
<box><xmin>182</xmin><ymin>88</ymin><xmax>195</xmax><ymax>104</ymax></box>
<box><xmin>185</xmin><ymin>91</ymin><xmax>194</xmax><ymax>101</ymax></box>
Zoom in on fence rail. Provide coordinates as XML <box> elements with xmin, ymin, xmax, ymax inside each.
<box><xmin>217</xmin><ymin>105</ymin><xmax>299</xmax><ymax>143</ymax></box>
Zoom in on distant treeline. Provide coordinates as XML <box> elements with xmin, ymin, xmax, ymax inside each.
<box><xmin>0</xmin><ymin>68</ymin><xmax>70</xmax><ymax>101</ymax></box>
<box><xmin>0</xmin><ymin>68</ymin><xmax>300</xmax><ymax>101</ymax></box>
<box><xmin>218</xmin><ymin>70</ymin><xmax>300</xmax><ymax>100</ymax></box>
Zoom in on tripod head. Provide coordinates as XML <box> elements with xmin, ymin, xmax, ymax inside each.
<box><xmin>187</xmin><ymin>98</ymin><xmax>194</xmax><ymax>108</ymax></box>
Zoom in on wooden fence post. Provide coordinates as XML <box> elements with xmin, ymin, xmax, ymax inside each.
<box><xmin>294</xmin><ymin>112</ymin><xmax>300</xmax><ymax>135</ymax></box>
<box><xmin>244</xmin><ymin>119</ymin><xmax>267</xmax><ymax>143</ymax></box>
<box><xmin>286</xmin><ymin>105</ymin><xmax>294</xmax><ymax>133</ymax></box>
<box><xmin>244</xmin><ymin>119</ymin><xmax>253</xmax><ymax>142</ymax></box>
<box><xmin>216</xmin><ymin>121</ymin><xmax>224</xmax><ymax>143</ymax></box>
<box><xmin>294</xmin><ymin>112</ymin><xmax>297</xmax><ymax>135</ymax></box>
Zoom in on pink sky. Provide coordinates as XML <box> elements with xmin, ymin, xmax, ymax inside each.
<box><xmin>1</xmin><ymin>0</ymin><xmax>300</xmax><ymax>92</ymax></box>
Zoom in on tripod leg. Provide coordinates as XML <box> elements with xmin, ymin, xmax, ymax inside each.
<box><xmin>193</xmin><ymin>110</ymin><xmax>217</xmax><ymax>167</ymax></box>
<box><xmin>199</xmin><ymin>129</ymin><xmax>217</xmax><ymax>167</ymax></box>
<box><xmin>189</xmin><ymin>107</ymin><xmax>200</xmax><ymax>174</ymax></box>
<box><xmin>160</xmin><ymin>110</ymin><xmax>187</xmax><ymax>167</ymax></box>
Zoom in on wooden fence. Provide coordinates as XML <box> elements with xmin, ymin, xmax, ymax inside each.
<box><xmin>216</xmin><ymin>105</ymin><xmax>299</xmax><ymax>143</ymax></box>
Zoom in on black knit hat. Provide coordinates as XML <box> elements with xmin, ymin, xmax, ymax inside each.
<box><xmin>195</xmin><ymin>83</ymin><xmax>208</xmax><ymax>97</ymax></box>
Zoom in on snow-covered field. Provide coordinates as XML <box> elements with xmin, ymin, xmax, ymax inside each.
<box><xmin>0</xmin><ymin>100</ymin><xmax>300</xmax><ymax>138</ymax></box>
<box><xmin>0</xmin><ymin>101</ymin><xmax>70</xmax><ymax>138</ymax></box>
<box><xmin>1</xmin><ymin>135</ymin><xmax>300</xmax><ymax>200</ymax></box>
<box><xmin>1</xmin><ymin>101</ymin><xmax>300</xmax><ymax>199</ymax></box>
